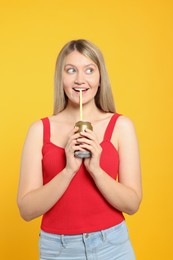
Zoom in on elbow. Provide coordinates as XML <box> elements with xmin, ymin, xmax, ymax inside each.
<box><xmin>126</xmin><ymin>204</ymin><xmax>140</xmax><ymax>215</ymax></box>
<box><xmin>17</xmin><ymin>199</ymin><xmax>35</xmax><ymax>222</ymax></box>
<box><xmin>19</xmin><ymin>210</ymin><xmax>33</xmax><ymax>222</ymax></box>
<box><xmin>18</xmin><ymin>205</ymin><xmax>32</xmax><ymax>222</ymax></box>
<box><xmin>125</xmin><ymin>195</ymin><xmax>142</xmax><ymax>215</ymax></box>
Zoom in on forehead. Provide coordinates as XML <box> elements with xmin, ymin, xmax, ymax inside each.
<box><xmin>64</xmin><ymin>51</ymin><xmax>97</xmax><ymax>67</ymax></box>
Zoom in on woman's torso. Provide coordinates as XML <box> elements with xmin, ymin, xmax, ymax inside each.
<box><xmin>41</xmin><ymin>113</ymin><xmax>124</xmax><ymax>234</ymax></box>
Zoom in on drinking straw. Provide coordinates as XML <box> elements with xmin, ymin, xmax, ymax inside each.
<box><xmin>79</xmin><ymin>89</ymin><xmax>83</xmax><ymax>121</ymax></box>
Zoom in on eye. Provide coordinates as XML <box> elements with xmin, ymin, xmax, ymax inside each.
<box><xmin>85</xmin><ymin>67</ymin><xmax>94</xmax><ymax>74</ymax></box>
<box><xmin>66</xmin><ymin>67</ymin><xmax>76</xmax><ymax>74</ymax></box>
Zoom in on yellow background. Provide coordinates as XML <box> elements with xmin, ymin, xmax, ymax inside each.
<box><xmin>0</xmin><ymin>0</ymin><xmax>173</xmax><ymax>259</ymax></box>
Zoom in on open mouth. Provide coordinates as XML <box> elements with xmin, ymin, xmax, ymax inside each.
<box><xmin>73</xmin><ymin>87</ymin><xmax>89</xmax><ymax>92</ymax></box>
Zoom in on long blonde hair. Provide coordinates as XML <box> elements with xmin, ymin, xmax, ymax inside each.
<box><xmin>53</xmin><ymin>39</ymin><xmax>116</xmax><ymax>115</ymax></box>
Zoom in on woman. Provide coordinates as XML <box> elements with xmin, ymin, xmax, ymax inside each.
<box><xmin>17</xmin><ymin>39</ymin><xmax>142</xmax><ymax>260</ymax></box>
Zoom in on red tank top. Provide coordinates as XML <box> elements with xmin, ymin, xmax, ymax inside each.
<box><xmin>41</xmin><ymin>113</ymin><xmax>124</xmax><ymax>234</ymax></box>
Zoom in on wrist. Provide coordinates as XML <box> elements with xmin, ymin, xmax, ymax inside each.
<box><xmin>89</xmin><ymin>167</ymin><xmax>104</xmax><ymax>180</ymax></box>
<box><xmin>62</xmin><ymin>167</ymin><xmax>76</xmax><ymax>179</ymax></box>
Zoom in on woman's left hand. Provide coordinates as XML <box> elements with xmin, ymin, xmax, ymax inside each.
<box><xmin>77</xmin><ymin>129</ymin><xmax>102</xmax><ymax>177</ymax></box>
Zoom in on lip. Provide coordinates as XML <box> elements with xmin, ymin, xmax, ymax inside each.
<box><xmin>72</xmin><ymin>87</ymin><xmax>89</xmax><ymax>92</ymax></box>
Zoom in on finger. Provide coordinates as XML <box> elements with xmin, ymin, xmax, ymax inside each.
<box><xmin>77</xmin><ymin>137</ymin><xmax>101</xmax><ymax>150</ymax></box>
<box><xmin>76</xmin><ymin>137</ymin><xmax>93</xmax><ymax>145</ymax></box>
<box><xmin>79</xmin><ymin>133</ymin><xmax>96</xmax><ymax>143</ymax></box>
<box><xmin>84</xmin><ymin>128</ymin><xmax>93</xmax><ymax>133</ymax></box>
<box><xmin>79</xmin><ymin>129</ymin><xmax>98</xmax><ymax>141</ymax></box>
<box><xmin>74</xmin><ymin>126</ymin><xmax>80</xmax><ymax>133</ymax></box>
<box><xmin>80</xmin><ymin>143</ymin><xmax>102</xmax><ymax>155</ymax></box>
<box><xmin>66</xmin><ymin>138</ymin><xmax>79</xmax><ymax>152</ymax></box>
<box><xmin>66</xmin><ymin>132</ymin><xmax>81</xmax><ymax>147</ymax></box>
<box><xmin>68</xmin><ymin>126</ymin><xmax>78</xmax><ymax>135</ymax></box>
<box><xmin>73</xmin><ymin>145</ymin><xmax>86</xmax><ymax>152</ymax></box>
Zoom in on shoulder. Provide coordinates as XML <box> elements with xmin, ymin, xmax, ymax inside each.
<box><xmin>21</xmin><ymin>119</ymin><xmax>44</xmax><ymax>154</ymax></box>
<box><xmin>28</xmin><ymin>119</ymin><xmax>43</xmax><ymax>134</ymax></box>
<box><xmin>25</xmin><ymin>119</ymin><xmax>44</xmax><ymax>143</ymax></box>
<box><xmin>115</xmin><ymin>115</ymin><xmax>138</xmax><ymax>145</ymax></box>
<box><xmin>113</xmin><ymin>114</ymin><xmax>137</xmax><ymax>140</ymax></box>
<box><xmin>116</xmin><ymin>115</ymin><xmax>135</xmax><ymax>130</ymax></box>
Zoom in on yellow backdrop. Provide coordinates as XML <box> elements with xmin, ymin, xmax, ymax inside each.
<box><xmin>0</xmin><ymin>0</ymin><xmax>172</xmax><ymax>259</ymax></box>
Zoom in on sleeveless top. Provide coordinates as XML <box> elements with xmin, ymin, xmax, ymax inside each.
<box><xmin>41</xmin><ymin>113</ymin><xmax>124</xmax><ymax>234</ymax></box>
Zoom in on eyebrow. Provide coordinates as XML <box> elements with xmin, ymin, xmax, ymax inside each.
<box><xmin>64</xmin><ymin>63</ymin><xmax>97</xmax><ymax>68</ymax></box>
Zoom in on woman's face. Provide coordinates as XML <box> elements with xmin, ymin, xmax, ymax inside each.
<box><xmin>62</xmin><ymin>51</ymin><xmax>100</xmax><ymax>106</ymax></box>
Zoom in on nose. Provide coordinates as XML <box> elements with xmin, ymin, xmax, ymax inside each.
<box><xmin>74</xmin><ymin>71</ymin><xmax>85</xmax><ymax>85</ymax></box>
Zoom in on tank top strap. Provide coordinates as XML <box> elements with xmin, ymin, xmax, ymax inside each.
<box><xmin>41</xmin><ymin>117</ymin><xmax>50</xmax><ymax>144</ymax></box>
<box><xmin>103</xmin><ymin>113</ymin><xmax>121</xmax><ymax>142</ymax></box>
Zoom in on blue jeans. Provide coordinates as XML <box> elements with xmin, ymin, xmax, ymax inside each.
<box><xmin>39</xmin><ymin>221</ymin><xmax>136</xmax><ymax>260</ymax></box>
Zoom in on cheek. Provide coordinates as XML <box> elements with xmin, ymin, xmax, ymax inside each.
<box><xmin>62</xmin><ymin>76</ymin><xmax>75</xmax><ymax>94</ymax></box>
<box><xmin>62</xmin><ymin>76</ymin><xmax>71</xmax><ymax>87</ymax></box>
<box><xmin>87</xmin><ymin>75</ymin><xmax>100</xmax><ymax>86</ymax></box>
<box><xmin>62</xmin><ymin>78</ymin><xmax>71</xmax><ymax>97</ymax></box>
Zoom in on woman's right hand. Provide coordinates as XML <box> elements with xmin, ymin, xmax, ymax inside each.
<box><xmin>64</xmin><ymin>127</ymin><xmax>83</xmax><ymax>174</ymax></box>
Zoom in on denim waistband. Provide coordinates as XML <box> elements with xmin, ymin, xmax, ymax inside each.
<box><xmin>40</xmin><ymin>221</ymin><xmax>125</xmax><ymax>244</ymax></box>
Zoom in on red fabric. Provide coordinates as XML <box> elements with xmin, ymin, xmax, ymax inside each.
<box><xmin>41</xmin><ymin>113</ymin><xmax>124</xmax><ymax>234</ymax></box>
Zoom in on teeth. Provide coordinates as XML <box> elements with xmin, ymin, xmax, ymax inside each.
<box><xmin>74</xmin><ymin>88</ymin><xmax>86</xmax><ymax>91</ymax></box>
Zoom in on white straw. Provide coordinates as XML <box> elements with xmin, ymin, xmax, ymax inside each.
<box><xmin>79</xmin><ymin>90</ymin><xmax>83</xmax><ymax>121</ymax></box>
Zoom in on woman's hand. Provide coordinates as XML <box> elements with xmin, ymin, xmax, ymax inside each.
<box><xmin>77</xmin><ymin>129</ymin><xmax>102</xmax><ymax>177</ymax></box>
<box><xmin>64</xmin><ymin>127</ymin><xmax>83</xmax><ymax>175</ymax></box>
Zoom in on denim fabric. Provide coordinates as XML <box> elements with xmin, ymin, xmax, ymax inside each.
<box><xmin>39</xmin><ymin>221</ymin><xmax>136</xmax><ymax>260</ymax></box>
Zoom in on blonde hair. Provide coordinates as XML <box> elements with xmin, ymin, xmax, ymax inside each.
<box><xmin>53</xmin><ymin>39</ymin><xmax>116</xmax><ymax>115</ymax></box>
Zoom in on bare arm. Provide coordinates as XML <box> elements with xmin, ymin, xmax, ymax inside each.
<box><xmin>17</xmin><ymin>121</ymin><xmax>82</xmax><ymax>221</ymax></box>
<box><xmin>80</xmin><ymin>116</ymin><xmax>142</xmax><ymax>215</ymax></box>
